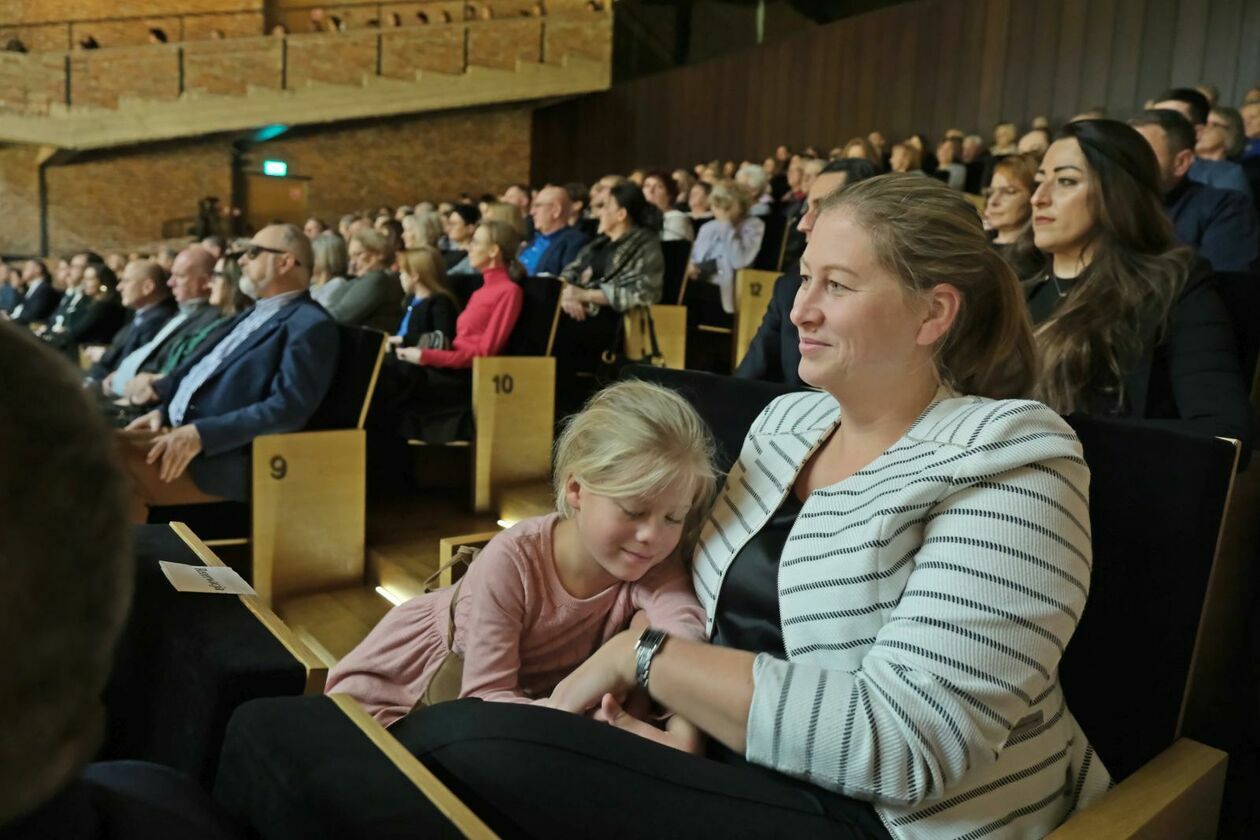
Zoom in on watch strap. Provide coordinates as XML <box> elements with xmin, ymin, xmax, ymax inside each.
<box><xmin>634</xmin><ymin>627</ymin><xmax>668</xmax><ymax>692</ymax></box>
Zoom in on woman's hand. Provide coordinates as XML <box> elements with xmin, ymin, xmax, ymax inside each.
<box><xmin>396</xmin><ymin>346</ymin><xmax>422</xmax><ymax>364</ymax></box>
<box><xmin>560</xmin><ymin>284</ymin><xmax>587</xmax><ymax>322</ymax></box>
<box><xmin>546</xmin><ymin>628</ymin><xmax>637</xmax><ymax>714</ymax></box>
<box><xmin>683</xmin><ymin>263</ymin><xmax>700</xmax><ymax>281</ymax></box>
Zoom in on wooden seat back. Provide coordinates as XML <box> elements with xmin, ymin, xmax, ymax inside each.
<box><xmin>732</xmin><ymin>268</ymin><xmax>780</xmax><ymax>369</ymax></box>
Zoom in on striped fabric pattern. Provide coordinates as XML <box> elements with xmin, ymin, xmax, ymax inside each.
<box><xmin>694</xmin><ymin>388</ymin><xmax>1112</xmax><ymax>839</ymax></box>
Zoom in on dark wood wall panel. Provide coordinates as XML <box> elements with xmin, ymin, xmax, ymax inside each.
<box><xmin>532</xmin><ymin>0</ymin><xmax>1260</xmax><ymax>185</ymax></box>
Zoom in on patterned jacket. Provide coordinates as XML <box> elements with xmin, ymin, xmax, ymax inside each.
<box><xmin>559</xmin><ymin>225</ymin><xmax>664</xmax><ymax>313</ymax></box>
<box><xmin>695</xmin><ymin>388</ymin><xmax>1112</xmax><ymax>839</ymax></box>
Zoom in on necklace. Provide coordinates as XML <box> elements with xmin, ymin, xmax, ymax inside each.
<box><xmin>1049</xmin><ymin>272</ymin><xmax>1069</xmax><ymax>298</ymax></box>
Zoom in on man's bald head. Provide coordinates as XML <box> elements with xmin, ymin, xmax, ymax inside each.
<box><xmin>169</xmin><ymin>246</ymin><xmax>216</xmax><ymax>304</ymax></box>
<box><xmin>119</xmin><ymin>259</ymin><xmax>169</xmax><ymax>309</ymax></box>
<box><xmin>530</xmin><ymin>185</ymin><xmax>571</xmax><ymax>235</ymax></box>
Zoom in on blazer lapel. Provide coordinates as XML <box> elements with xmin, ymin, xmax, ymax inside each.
<box><xmin>197</xmin><ymin>296</ymin><xmax>306</xmax><ymax>388</ymax></box>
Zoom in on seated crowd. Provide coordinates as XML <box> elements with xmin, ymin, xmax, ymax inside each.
<box><xmin>3</xmin><ymin>78</ymin><xmax>1259</xmax><ymax>840</ymax></box>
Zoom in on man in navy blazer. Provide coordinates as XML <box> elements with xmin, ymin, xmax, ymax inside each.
<box><xmin>1133</xmin><ymin>110</ymin><xmax>1260</xmax><ymax>274</ymax></box>
<box><xmin>736</xmin><ymin>160</ymin><xmax>878</xmax><ymax>386</ymax></box>
<box><xmin>121</xmin><ymin>224</ymin><xmax>339</xmax><ymax>517</ymax></box>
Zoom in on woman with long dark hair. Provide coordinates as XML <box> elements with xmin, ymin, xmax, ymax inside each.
<box><xmin>1028</xmin><ymin>119</ymin><xmax>1251</xmax><ymax>449</ymax></box>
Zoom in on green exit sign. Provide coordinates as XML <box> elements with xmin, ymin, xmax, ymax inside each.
<box><xmin>262</xmin><ymin>160</ymin><xmax>288</xmax><ymax>177</ymax></box>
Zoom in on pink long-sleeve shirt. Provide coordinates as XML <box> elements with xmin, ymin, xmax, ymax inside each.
<box><xmin>326</xmin><ymin>513</ymin><xmax>707</xmax><ymax>725</ymax></box>
<box><xmin>420</xmin><ymin>264</ymin><xmax>523</xmax><ymax>368</ymax></box>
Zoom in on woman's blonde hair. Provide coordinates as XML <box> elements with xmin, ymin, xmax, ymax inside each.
<box><xmin>403</xmin><ymin>211</ymin><xmax>444</xmax><ymax>248</ymax></box>
<box><xmin>553</xmin><ymin>380</ymin><xmax>718</xmax><ymax>559</ymax></box>
<box><xmin>311</xmin><ymin>232</ymin><xmax>348</xmax><ymax>283</ymax></box>
<box><xmin>709</xmin><ymin>179</ymin><xmax>752</xmax><ymax>218</ymax></box>
<box><xmin>350</xmin><ymin>227</ymin><xmax>393</xmax><ymax>262</ymax></box>
<box><xmin>476</xmin><ymin>220</ymin><xmax>526</xmax><ymax>281</ymax></box>
<box><xmin>482</xmin><ymin>201</ymin><xmax>526</xmax><ymax>238</ymax></box>
<box><xmin>817</xmin><ymin>173</ymin><xmax>1037</xmax><ymax>400</ymax></box>
<box><xmin>397</xmin><ymin>245</ymin><xmax>458</xmax><ymax>306</ymax></box>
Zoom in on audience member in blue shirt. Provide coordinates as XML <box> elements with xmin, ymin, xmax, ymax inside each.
<box><xmin>1133</xmin><ymin>110</ymin><xmax>1260</xmax><ymax>274</ymax></box>
<box><xmin>392</xmin><ymin>246</ymin><xmax>459</xmax><ymax>348</ymax></box>
<box><xmin>520</xmin><ymin>185</ymin><xmax>589</xmax><ymax>276</ymax></box>
<box><xmin>1154</xmin><ymin>88</ymin><xmax>1253</xmax><ymax>198</ymax></box>
<box><xmin>121</xmin><ymin>224</ymin><xmax>338</xmax><ymax>517</ymax></box>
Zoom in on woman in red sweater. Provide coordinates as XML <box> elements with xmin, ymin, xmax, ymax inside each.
<box><xmin>389</xmin><ymin>221</ymin><xmax>525</xmax><ymax>442</ymax></box>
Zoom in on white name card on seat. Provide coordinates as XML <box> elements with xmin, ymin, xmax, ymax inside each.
<box><xmin>160</xmin><ymin>561</ymin><xmax>257</xmax><ymax>596</ymax></box>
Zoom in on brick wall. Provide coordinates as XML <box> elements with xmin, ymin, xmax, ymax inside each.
<box><xmin>0</xmin><ymin>53</ymin><xmax>67</xmax><ymax>115</ymax></box>
<box><xmin>68</xmin><ymin>46</ymin><xmax>182</xmax><ymax>109</ymax></box>
<box><xmin>0</xmin><ymin>105</ymin><xmax>532</xmax><ymax>254</ymax></box>
<box><xmin>285</xmin><ymin>30</ymin><xmax>379</xmax><ymax>86</ymax></box>
<box><xmin>545</xmin><ymin>14</ymin><xmax>612</xmax><ymax>64</ymax></box>
<box><xmin>184</xmin><ymin>35</ymin><xmax>283</xmax><ymax>94</ymax></box>
<box><xmin>467</xmin><ymin>18</ymin><xmax>541</xmax><ymax>69</ymax></box>
<box><xmin>379</xmin><ymin>25</ymin><xmax>464</xmax><ymax>77</ymax></box>
<box><xmin>0</xmin><ymin>1</ymin><xmax>264</xmax><ymax>27</ymax></box>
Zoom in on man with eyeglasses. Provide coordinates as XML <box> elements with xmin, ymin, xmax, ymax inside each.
<box><xmin>519</xmin><ymin>185</ymin><xmax>589</xmax><ymax>276</ymax></box>
<box><xmin>119</xmin><ymin>224</ymin><xmax>338</xmax><ymax>521</ymax></box>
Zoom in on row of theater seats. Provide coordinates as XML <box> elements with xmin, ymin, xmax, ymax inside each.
<box><xmin>111</xmin><ymin>364</ymin><xmax>1250</xmax><ymax>838</ymax></box>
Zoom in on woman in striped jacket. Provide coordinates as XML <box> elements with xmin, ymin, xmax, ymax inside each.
<box><xmin>399</xmin><ymin>174</ymin><xmax>1111</xmax><ymax>840</ymax></box>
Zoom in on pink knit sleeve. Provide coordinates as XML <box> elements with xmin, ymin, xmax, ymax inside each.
<box><xmin>455</xmin><ymin>531</ymin><xmax>546</xmax><ymax>704</ymax></box>
<box><xmin>422</xmin><ymin>283</ymin><xmax>524</xmax><ymax>368</ymax></box>
<box><xmin>630</xmin><ymin>557</ymin><xmax>707</xmax><ymax>641</ymax></box>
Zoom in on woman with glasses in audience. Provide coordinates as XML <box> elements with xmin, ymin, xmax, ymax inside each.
<box><xmin>643</xmin><ymin>170</ymin><xmax>694</xmax><ymax>243</ymax></box>
<box><xmin>392</xmin><ymin>246</ymin><xmax>459</xmax><ymax>349</ymax></box>
<box><xmin>553</xmin><ymin>182</ymin><xmax>665</xmax><ymax>410</ymax></box>
<box><xmin>449</xmin><ymin>202</ymin><xmax>524</xmax><ymax>275</ymax></box>
<box><xmin>402</xmin><ymin>210</ymin><xmax>444</xmax><ymax>251</ymax></box>
<box><xmin>328</xmin><ymin>228</ymin><xmax>402</xmax><ymax>334</ymax></box>
<box><xmin>395</xmin><ymin>174</ymin><xmax>1110</xmax><ymax>840</ymax></box>
<box><xmin>985</xmin><ymin>153</ymin><xmax>1046</xmax><ymax>281</ymax></box>
<box><xmin>310</xmin><ymin>232</ymin><xmax>350</xmax><ymax>309</ymax></box>
<box><xmin>1028</xmin><ymin>120</ymin><xmax>1251</xmax><ymax>452</ymax></box>
<box><xmin>440</xmin><ymin>204</ymin><xmax>480</xmax><ymax>270</ymax></box>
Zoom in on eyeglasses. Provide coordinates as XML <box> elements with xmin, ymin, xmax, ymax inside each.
<box><xmin>241</xmin><ymin>244</ymin><xmax>301</xmax><ymax>266</ymax></box>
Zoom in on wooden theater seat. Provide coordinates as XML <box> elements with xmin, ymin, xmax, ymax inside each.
<box><xmin>732</xmin><ymin>268</ymin><xmax>779</xmax><ymax>369</ymax></box>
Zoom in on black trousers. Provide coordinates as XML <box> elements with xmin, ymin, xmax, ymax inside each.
<box><xmin>389</xmin><ymin>699</ymin><xmax>891</xmax><ymax>840</ymax></box>
<box><xmin>551</xmin><ymin>307</ymin><xmax>620</xmax><ymax>416</ymax></box>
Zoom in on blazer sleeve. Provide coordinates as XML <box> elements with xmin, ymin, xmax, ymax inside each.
<box><xmin>191</xmin><ymin>315</ymin><xmax>339</xmax><ymax>456</ymax></box>
<box><xmin>422</xmin><ymin>284</ymin><xmax>523</xmax><ymax>369</ymax></box>
<box><xmin>1198</xmin><ymin>190</ymin><xmax>1260</xmax><ymax>274</ymax></box>
<box><xmin>744</xmin><ymin>406</ymin><xmax>1092</xmax><ymax>806</ymax></box>
<box><xmin>734</xmin><ymin>274</ymin><xmax>792</xmax><ymax>381</ymax></box>
<box><xmin>599</xmin><ymin>233</ymin><xmax>664</xmax><ymax>312</ymax></box>
<box><xmin>1147</xmin><ymin>268</ymin><xmax>1253</xmax><ymax>454</ymax></box>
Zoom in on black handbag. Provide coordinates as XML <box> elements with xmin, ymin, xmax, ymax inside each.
<box><xmin>595</xmin><ymin>307</ymin><xmax>665</xmax><ymax>384</ymax></box>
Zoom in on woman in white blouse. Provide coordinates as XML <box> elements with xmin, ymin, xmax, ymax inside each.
<box><xmin>643</xmin><ymin>170</ymin><xmax>694</xmax><ymax>243</ymax></box>
<box><xmin>684</xmin><ymin>179</ymin><xmax>765</xmax><ymax>316</ymax></box>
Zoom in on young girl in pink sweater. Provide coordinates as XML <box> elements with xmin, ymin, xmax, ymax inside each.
<box><xmin>326</xmin><ymin>380</ymin><xmax>717</xmax><ymax>750</ymax></box>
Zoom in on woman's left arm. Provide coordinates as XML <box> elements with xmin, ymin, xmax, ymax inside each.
<box><xmin>598</xmin><ymin>234</ymin><xmax>665</xmax><ymax>312</ymax></box>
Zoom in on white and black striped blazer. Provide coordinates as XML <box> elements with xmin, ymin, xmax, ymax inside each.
<box><xmin>694</xmin><ymin>388</ymin><xmax>1112</xmax><ymax>840</ymax></box>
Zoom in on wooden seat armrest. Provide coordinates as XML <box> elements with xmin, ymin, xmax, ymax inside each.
<box><xmin>436</xmin><ymin>530</ymin><xmax>503</xmax><ymax>588</ymax></box>
<box><xmin>329</xmin><ymin>693</ymin><xmax>499</xmax><ymax>839</ymax></box>
<box><xmin>1046</xmin><ymin>738</ymin><xmax>1226</xmax><ymax>840</ymax></box>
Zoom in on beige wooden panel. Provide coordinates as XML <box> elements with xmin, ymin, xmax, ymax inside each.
<box><xmin>470</xmin><ymin>356</ymin><xmax>554</xmax><ymax>513</ymax></box>
<box><xmin>329</xmin><ymin>693</ymin><xmax>500</xmax><ymax>839</ymax></box>
<box><xmin>251</xmin><ymin>428</ymin><xmax>366</xmax><ymax>605</ymax></box>
<box><xmin>170</xmin><ymin>521</ymin><xmax>329</xmax><ymax>693</ymax></box>
<box><xmin>624</xmin><ymin>304</ymin><xmax>685</xmax><ymax>370</ymax></box>
<box><xmin>1047</xmin><ymin>738</ymin><xmax>1226</xmax><ymax>840</ymax></box>
<box><xmin>733</xmin><ymin>269</ymin><xmax>778</xmax><ymax>369</ymax></box>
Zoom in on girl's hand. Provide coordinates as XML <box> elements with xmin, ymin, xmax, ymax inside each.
<box><xmin>545</xmin><ymin>628</ymin><xmax>637</xmax><ymax>714</ymax></box>
<box><xmin>597</xmin><ymin>694</ymin><xmax>705</xmax><ymax>754</ymax></box>
<box><xmin>387</xmin><ymin>335</ymin><xmax>404</xmax><ymax>346</ymax></box>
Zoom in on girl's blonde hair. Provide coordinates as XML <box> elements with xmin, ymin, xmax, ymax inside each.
<box><xmin>396</xmin><ymin>245</ymin><xmax>459</xmax><ymax>306</ymax></box>
<box><xmin>553</xmin><ymin>380</ymin><xmax>718</xmax><ymax>559</ymax></box>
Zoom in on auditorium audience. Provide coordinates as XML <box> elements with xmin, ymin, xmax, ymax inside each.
<box><xmin>1028</xmin><ymin>120</ymin><xmax>1251</xmax><ymax>451</ymax></box>
<box><xmin>395</xmin><ymin>174</ymin><xmax>1109</xmax><ymax>839</ymax></box>
<box><xmin>1131</xmin><ymin>109</ymin><xmax>1260</xmax><ymax>273</ymax></box>
<box><xmin>121</xmin><ymin>224</ymin><xmax>338</xmax><ymax>517</ymax></box>
<box><xmin>687</xmin><ymin>180</ymin><xmax>714</xmax><ymax>224</ymax></box>
<box><xmin>985</xmin><ymin>154</ymin><xmax>1047</xmax><ymax>281</ymax></box>
<box><xmin>889</xmin><ymin>141</ymin><xmax>923</xmax><ymax>174</ymax></box>
<box><xmin>685</xmin><ymin>179</ymin><xmax>765</xmax><ymax>316</ymax></box>
<box><xmin>520</xmin><ymin>185</ymin><xmax>589</xmax><ymax>275</ymax></box>
<box><xmin>441</xmin><ymin>204</ymin><xmax>480</xmax><ymax>265</ymax></box>
<box><xmin>310</xmin><ymin>232</ymin><xmax>350</xmax><ymax>308</ymax></box>
<box><xmin>1017</xmin><ymin>127</ymin><xmax>1051</xmax><ymax>159</ymax></box>
<box><xmin>671</xmin><ymin>168</ymin><xmax>696</xmax><ymax>208</ymax></box>
<box><xmin>392</xmin><ymin>246</ymin><xmax>459</xmax><ymax>349</ymax></box>
<box><xmin>1203</xmin><ymin>106</ymin><xmax>1245</xmax><ymax>160</ymax></box>
<box><xmin>734</xmin><ymin>163</ymin><xmax>773</xmax><ymax>216</ymax></box>
<box><xmin>643</xmin><ymin>171</ymin><xmax>695</xmax><ymax>242</ymax></box>
<box><xmin>402</xmin><ymin>210</ymin><xmax>444</xmax><ymax>251</ymax></box>
<box><xmin>1153</xmin><ymin>87</ymin><xmax>1253</xmax><ymax>197</ymax></box>
<box><xmin>933</xmin><ymin>136</ymin><xmax>967</xmax><ymax>189</ymax></box>
<box><xmin>736</xmin><ymin>159</ymin><xmax>877</xmax><ymax>387</ymax></box>
<box><xmin>85</xmin><ymin>261</ymin><xmax>177</xmax><ymax>386</ymax></box>
<box><xmin>0</xmin><ymin>263</ymin><xmax>21</xmax><ymax>314</ymax></box>
<box><xmin>304</xmin><ymin>217</ymin><xmax>328</xmax><ymax>239</ymax></box>
<box><xmin>991</xmin><ymin>120</ymin><xmax>1018</xmax><ymax>155</ymax></box>
<box><xmin>1242</xmin><ymin>102</ymin><xmax>1260</xmax><ymax>159</ymax></box>
<box><xmin>0</xmin><ymin>324</ymin><xmax>238</xmax><ymax>840</ymax></box>
<box><xmin>102</xmin><ymin>247</ymin><xmax>222</xmax><ymax>400</ymax></box>
<box><xmin>389</xmin><ymin>221</ymin><xmax>524</xmax><ymax>441</ymax></box>
<box><xmin>43</xmin><ymin>252</ymin><xmax>94</xmax><ymax>328</ymax></box>
<box><xmin>330</xmin><ymin>228</ymin><xmax>401</xmax><ymax>333</ymax></box>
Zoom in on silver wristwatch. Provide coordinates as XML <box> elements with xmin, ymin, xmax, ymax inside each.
<box><xmin>634</xmin><ymin>627</ymin><xmax>668</xmax><ymax>691</ymax></box>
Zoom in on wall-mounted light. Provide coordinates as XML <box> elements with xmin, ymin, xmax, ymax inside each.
<box><xmin>262</xmin><ymin>159</ymin><xmax>288</xmax><ymax>177</ymax></box>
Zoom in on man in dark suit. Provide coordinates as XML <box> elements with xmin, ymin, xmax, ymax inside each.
<box><xmin>1132</xmin><ymin>109</ymin><xmax>1260</xmax><ymax>274</ymax></box>
<box><xmin>121</xmin><ymin>224</ymin><xmax>338</xmax><ymax>520</ymax></box>
<box><xmin>520</xmin><ymin>185</ymin><xmax>589</xmax><ymax>276</ymax></box>
<box><xmin>735</xmin><ymin>159</ymin><xmax>878</xmax><ymax>386</ymax></box>
<box><xmin>7</xmin><ymin>260</ymin><xmax>60</xmax><ymax>326</ymax></box>
<box><xmin>84</xmin><ymin>260</ymin><xmax>178</xmax><ymax>384</ymax></box>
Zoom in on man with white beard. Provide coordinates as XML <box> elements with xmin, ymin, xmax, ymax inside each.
<box><xmin>119</xmin><ymin>224</ymin><xmax>338</xmax><ymax>522</ymax></box>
